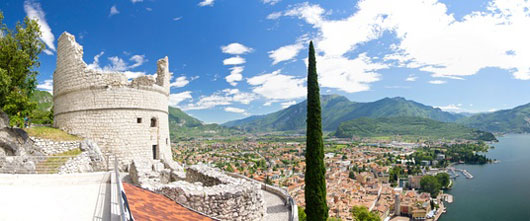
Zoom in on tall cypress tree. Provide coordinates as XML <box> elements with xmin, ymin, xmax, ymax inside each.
<box><xmin>304</xmin><ymin>41</ymin><xmax>328</xmax><ymax>220</ymax></box>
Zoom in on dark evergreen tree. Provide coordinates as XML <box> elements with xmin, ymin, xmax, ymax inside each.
<box><xmin>304</xmin><ymin>41</ymin><xmax>328</xmax><ymax>220</ymax></box>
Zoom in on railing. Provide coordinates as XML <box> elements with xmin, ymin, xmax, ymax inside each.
<box><xmin>114</xmin><ymin>157</ymin><xmax>134</xmax><ymax>221</ymax></box>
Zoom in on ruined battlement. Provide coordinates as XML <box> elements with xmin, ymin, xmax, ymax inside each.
<box><xmin>53</xmin><ymin>32</ymin><xmax>172</xmax><ymax>164</ymax></box>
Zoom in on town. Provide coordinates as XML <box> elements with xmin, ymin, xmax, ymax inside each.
<box><xmin>173</xmin><ymin>137</ymin><xmax>486</xmax><ymax>221</ymax></box>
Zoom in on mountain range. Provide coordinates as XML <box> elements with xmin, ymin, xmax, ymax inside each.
<box><xmin>223</xmin><ymin>95</ymin><xmax>466</xmax><ymax>132</ymax></box>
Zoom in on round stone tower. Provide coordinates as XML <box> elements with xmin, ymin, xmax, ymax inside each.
<box><xmin>53</xmin><ymin>32</ymin><xmax>172</xmax><ymax>164</ymax></box>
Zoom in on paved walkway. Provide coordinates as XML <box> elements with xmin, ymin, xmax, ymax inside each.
<box><xmin>262</xmin><ymin>190</ymin><xmax>290</xmax><ymax>221</ymax></box>
<box><xmin>0</xmin><ymin>172</ymin><xmax>111</xmax><ymax>221</ymax></box>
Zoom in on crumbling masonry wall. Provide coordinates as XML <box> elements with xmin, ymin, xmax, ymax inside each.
<box><xmin>53</xmin><ymin>32</ymin><xmax>172</xmax><ymax>164</ymax></box>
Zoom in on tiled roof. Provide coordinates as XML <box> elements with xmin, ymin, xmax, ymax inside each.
<box><xmin>123</xmin><ymin>183</ymin><xmax>214</xmax><ymax>221</ymax></box>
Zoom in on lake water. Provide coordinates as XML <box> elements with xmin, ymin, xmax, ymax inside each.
<box><xmin>439</xmin><ymin>134</ymin><xmax>530</xmax><ymax>221</ymax></box>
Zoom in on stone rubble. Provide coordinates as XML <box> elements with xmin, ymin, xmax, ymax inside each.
<box><xmin>130</xmin><ymin>159</ymin><xmax>265</xmax><ymax>220</ymax></box>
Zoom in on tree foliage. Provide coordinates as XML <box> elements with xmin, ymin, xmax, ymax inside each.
<box><xmin>0</xmin><ymin>11</ymin><xmax>45</xmax><ymax>127</ymax></box>
<box><xmin>435</xmin><ymin>172</ymin><xmax>450</xmax><ymax>189</ymax></box>
<box><xmin>420</xmin><ymin>175</ymin><xmax>441</xmax><ymax>197</ymax></box>
<box><xmin>304</xmin><ymin>41</ymin><xmax>328</xmax><ymax>220</ymax></box>
<box><xmin>351</xmin><ymin>206</ymin><xmax>381</xmax><ymax>221</ymax></box>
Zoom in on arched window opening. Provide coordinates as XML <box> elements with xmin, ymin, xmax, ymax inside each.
<box><xmin>150</xmin><ymin>117</ymin><xmax>157</xmax><ymax>127</ymax></box>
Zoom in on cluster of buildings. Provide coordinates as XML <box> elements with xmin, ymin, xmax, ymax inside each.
<box><xmin>173</xmin><ymin>140</ymin><xmax>447</xmax><ymax>220</ymax></box>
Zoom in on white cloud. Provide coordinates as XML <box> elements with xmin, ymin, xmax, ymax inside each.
<box><xmin>104</xmin><ymin>56</ymin><xmax>128</xmax><ymax>72</ymax></box>
<box><xmin>267</xmin><ymin>12</ymin><xmax>283</xmax><ymax>20</ymax></box>
<box><xmin>285</xmin><ymin>0</ymin><xmax>530</xmax><ymax>82</ymax></box>
<box><xmin>37</xmin><ymin>79</ymin><xmax>53</xmax><ymax>93</ymax></box>
<box><xmin>281</xmin><ymin>101</ymin><xmax>296</xmax><ymax>109</ymax></box>
<box><xmin>198</xmin><ymin>0</ymin><xmax>214</xmax><ymax>7</ymax></box>
<box><xmin>24</xmin><ymin>0</ymin><xmax>55</xmax><ymax>53</ymax></box>
<box><xmin>173</xmin><ymin>17</ymin><xmax>182</xmax><ymax>21</ymax></box>
<box><xmin>131</xmin><ymin>0</ymin><xmax>143</xmax><ymax>3</ymax></box>
<box><xmin>221</xmin><ymin>43</ymin><xmax>253</xmax><ymax>55</ymax></box>
<box><xmin>223</xmin><ymin>56</ymin><xmax>246</xmax><ymax>65</ymax></box>
<box><xmin>226</xmin><ymin>66</ymin><xmax>244</xmax><ymax>86</ymax></box>
<box><xmin>170</xmin><ymin>76</ymin><xmax>190</xmax><ymax>88</ymax></box>
<box><xmin>87</xmin><ymin>52</ymin><xmax>147</xmax><ymax>79</ymax></box>
<box><xmin>87</xmin><ymin>52</ymin><xmax>104</xmax><ymax>70</ymax></box>
<box><xmin>262</xmin><ymin>0</ymin><xmax>281</xmax><ymax>5</ymax></box>
<box><xmin>128</xmin><ymin>55</ymin><xmax>146</xmax><ymax>69</ymax></box>
<box><xmin>247</xmin><ymin>70</ymin><xmax>306</xmax><ymax>100</ymax></box>
<box><xmin>429</xmin><ymin>80</ymin><xmax>447</xmax><ymax>85</ymax></box>
<box><xmin>269</xmin><ymin>42</ymin><xmax>304</xmax><ymax>65</ymax></box>
<box><xmin>109</xmin><ymin>5</ymin><xmax>119</xmax><ymax>16</ymax></box>
<box><xmin>123</xmin><ymin>71</ymin><xmax>146</xmax><ymax>79</ymax></box>
<box><xmin>169</xmin><ymin>91</ymin><xmax>192</xmax><ymax>107</ymax></box>
<box><xmin>182</xmin><ymin>89</ymin><xmax>256</xmax><ymax>110</ymax></box>
<box><xmin>224</xmin><ymin>107</ymin><xmax>246</xmax><ymax>114</ymax></box>
<box><xmin>405</xmin><ymin>75</ymin><xmax>417</xmax><ymax>82</ymax></box>
<box><xmin>146</xmin><ymin>8</ymin><xmax>152</xmax><ymax>11</ymax></box>
<box><xmin>435</xmin><ymin>104</ymin><xmax>462</xmax><ymax>112</ymax></box>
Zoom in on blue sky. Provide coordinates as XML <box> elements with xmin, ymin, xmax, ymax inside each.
<box><xmin>2</xmin><ymin>0</ymin><xmax>530</xmax><ymax>123</ymax></box>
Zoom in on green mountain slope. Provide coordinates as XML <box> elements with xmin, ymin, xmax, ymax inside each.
<box><xmin>29</xmin><ymin>90</ymin><xmax>53</xmax><ymax>124</ymax></box>
<box><xmin>223</xmin><ymin>95</ymin><xmax>464</xmax><ymax>132</ymax></box>
<box><xmin>334</xmin><ymin>116</ymin><xmax>497</xmax><ymax>141</ymax></box>
<box><xmin>458</xmin><ymin>103</ymin><xmax>530</xmax><ymax>133</ymax></box>
<box><xmin>168</xmin><ymin>106</ymin><xmax>241</xmax><ymax>140</ymax></box>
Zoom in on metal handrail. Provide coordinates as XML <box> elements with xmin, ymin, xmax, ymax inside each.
<box><xmin>114</xmin><ymin>157</ymin><xmax>134</xmax><ymax>221</ymax></box>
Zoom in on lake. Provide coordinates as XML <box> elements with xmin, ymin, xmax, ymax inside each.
<box><xmin>439</xmin><ymin>134</ymin><xmax>530</xmax><ymax>221</ymax></box>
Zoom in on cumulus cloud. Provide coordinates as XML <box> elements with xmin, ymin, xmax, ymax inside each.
<box><xmin>223</xmin><ymin>56</ymin><xmax>246</xmax><ymax>65</ymax></box>
<box><xmin>435</xmin><ymin>104</ymin><xmax>463</xmax><ymax>112</ymax></box>
<box><xmin>284</xmin><ymin>0</ymin><xmax>530</xmax><ymax>84</ymax></box>
<box><xmin>429</xmin><ymin>80</ymin><xmax>447</xmax><ymax>85</ymax></box>
<box><xmin>37</xmin><ymin>79</ymin><xmax>53</xmax><ymax>93</ymax></box>
<box><xmin>262</xmin><ymin>0</ymin><xmax>281</xmax><ymax>5</ymax></box>
<box><xmin>198</xmin><ymin>0</ymin><xmax>214</xmax><ymax>7</ymax></box>
<box><xmin>267</xmin><ymin>12</ymin><xmax>283</xmax><ymax>20</ymax></box>
<box><xmin>24</xmin><ymin>0</ymin><xmax>55</xmax><ymax>53</ymax></box>
<box><xmin>405</xmin><ymin>74</ymin><xmax>417</xmax><ymax>82</ymax></box>
<box><xmin>226</xmin><ymin>66</ymin><xmax>244</xmax><ymax>86</ymax></box>
<box><xmin>269</xmin><ymin>42</ymin><xmax>304</xmax><ymax>65</ymax></box>
<box><xmin>169</xmin><ymin>91</ymin><xmax>192</xmax><ymax>107</ymax></box>
<box><xmin>247</xmin><ymin>70</ymin><xmax>306</xmax><ymax>100</ymax></box>
<box><xmin>224</xmin><ymin>107</ymin><xmax>247</xmax><ymax>114</ymax></box>
<box><xmin>281</xmin><ymin>101</ymin><xmax>296</xmax><ymax>109</ymax></box>
<box><xmin>131</xmin><ymin>0</ymin><xmax>143</xmax><ymax>3</ymax></box>
<box><xmin>221</xmin><ymin>43</ymin><xmax>253</xmax><ymax>55</ymax></box>
<box><xmin>109</xmin><ymin>5</ymin><xmax>119</xmax><ymax>16</ymax></box>
<box><xmin>182</xmin><ymin>89</ymin><xmax>256</xmax><ymax>110</ymax></box>
<box><xmin>87</xmin><ymin>52</ymin><xmax>147</xmax><ymax>79</ymax></box>
<box><xmin>170</xmin><ymin>76</ymin><xmax>190</xmax><ymax>88</ymax></box>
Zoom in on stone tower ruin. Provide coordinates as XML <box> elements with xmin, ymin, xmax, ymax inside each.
<box><xmin>53</xmin><ymin>32</ymin><xmax>172</xmax><ymax>164</ymax></box>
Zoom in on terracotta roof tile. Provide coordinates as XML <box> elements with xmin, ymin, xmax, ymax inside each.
<box><xmin>123</xmin><ymin>183</ymin><xmax>214</xmax><ymax>221</ymax></box>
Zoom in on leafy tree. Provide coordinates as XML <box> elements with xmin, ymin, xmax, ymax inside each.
<box><xmin>420</xmin><ymin>175</ymin><xmax>441</xmax><ymax>197</ymax></box>
<box><xmin>435</xmin><ymin>172</ymin><xmax>450</xmax><ymax>189</ymax></box>
<box><xmin>0</xmin><ymin>11</ymin><xmax>45</xmax><ymax>127</ymax></box>
<box><xmin>298</xmin><ymin>206</ymin><xmax>307</xmax><ymax>221</ymax></box>
<box><xmin>304</xmin><ymin>41</ymin><xmax>328</xmax><ymax>221</ymax></box>
<box><xmin>349</xmin><ymin>170</ymin><xmax>356</xmax><ymax>179</ymax></box>
<box><xmin>351</xmin><ymin>206</ymin><xmax>381</xmax><ymax>221</ymax></box>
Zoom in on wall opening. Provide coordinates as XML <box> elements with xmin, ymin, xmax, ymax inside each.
<box><xmin>137</xmin><ymin>118</ymin><xmax>142</xmax><ymax>123</ymax></box>
<box><xmin>152</xmin><ymin>145</ymin><xmax>158</xmax><ymax>160</ymax></box>
<box><xmin>150</xmin><ymin>118</ymin><xmax>157</xmax><ymax>127</ymax></box>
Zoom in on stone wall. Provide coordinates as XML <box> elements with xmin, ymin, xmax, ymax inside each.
<box><xmin>130</xmin><ymin>160</ymin><xmax>265</xmax><ymax>220</ymax></box>
<box><xmin>53</xmin><ymin>32</ymin><xmax>172</xmax><ymax>165</ymax></box>
<box><xmin>31</xmin><ymin>138</ymin><xmax>80</xmax><ymax>155</ymax></box>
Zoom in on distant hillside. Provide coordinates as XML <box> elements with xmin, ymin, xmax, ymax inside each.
<box><xmin>458</xmin><ymin>103</ymin><xmax>530</xmax><ymax>133</ymax></box>
<box><xmin>168</xmin><ymin>106</ymin><xmax>242</xmax><ymax>140</ymax></box>
<box><xmin>29</xmin><ymin>90</ymin><xmax>53</xmax><ymax>124</ymax></box>
<box><xmin>334</xmin><ymin>116</ymin><xmax>497</xmax><ymax>141</ymax></box>
<box><xmin>223</xmin><ymin>95</ymin><xmax>465</xmax><ymax>132</ymax></box>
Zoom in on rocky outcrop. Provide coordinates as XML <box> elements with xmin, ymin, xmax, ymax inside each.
<box><xmin>58</xmin><ymin>140</ymin><xmax>105</xmax><ymax>174</ymax></box>
<box><xmin>0</xmin><ymin>111</ymin><xmax>44</xmax><ymax>173</ymax></box>
<box><xmin>129</xmin><ymin>160</ymin><xmax>265</xmax><ymax>220</ymax></box>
